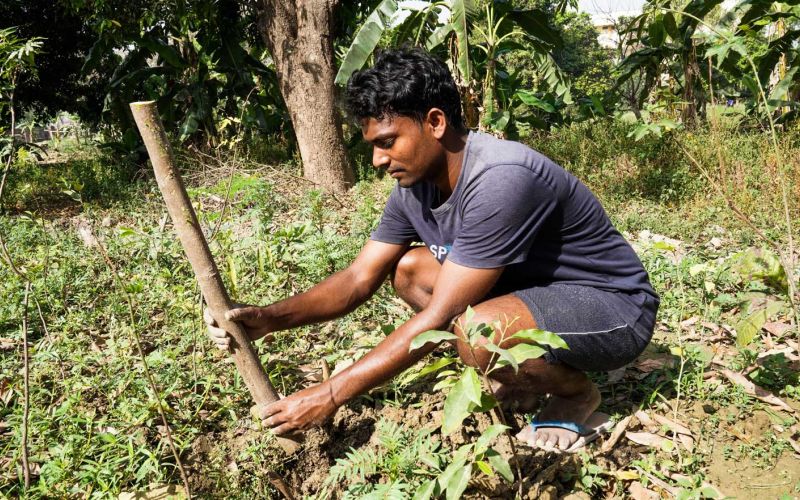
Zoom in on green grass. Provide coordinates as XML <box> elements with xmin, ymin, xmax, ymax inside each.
<box><xmin>1</xmin><ymin>120</ymin><xmax>798</xmax><ymax>497</ymax></box>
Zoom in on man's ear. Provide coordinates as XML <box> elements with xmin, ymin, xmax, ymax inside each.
<box><xmin>425</xmin><ymin>108</ymin><xmax>448</xmax><ymax>139</ymax></box>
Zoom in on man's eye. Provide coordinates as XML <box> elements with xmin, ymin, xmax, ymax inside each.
<box><xmin>380</xmin><ymin>140</ymin><xmax>394</xmax><ymax>149</ymax></box>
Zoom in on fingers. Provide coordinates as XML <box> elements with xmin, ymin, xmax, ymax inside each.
<box><xmin>203</xmin><ymin>307</ymin><xmax>217</xmax><ymax>327</ymax></box>
<box><xmin>225</xmin><ymin>306</ymin><xmax>261</xmax><ymax>322</ymax></box>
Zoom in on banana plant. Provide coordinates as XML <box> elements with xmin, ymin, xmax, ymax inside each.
<box><xmin>335</xmin><ymin>0</ymin><xmax>571</xmax><ymax>132</ymax></box>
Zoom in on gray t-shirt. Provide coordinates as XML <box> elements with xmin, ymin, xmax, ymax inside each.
<box><xmin>371</xmin><ymin>131</ymin><xmax>656</xmax><ymax>298</ymax></box>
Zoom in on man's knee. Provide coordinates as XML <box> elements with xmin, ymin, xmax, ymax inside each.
<box><xmin>390</xmin><ymin>247</ymin><xmax>433</xmax><ymax>296</ymax></box>
<box><xmin>452</xmin><ymin>296</ymin><xmax>536</xmax><ymax>374</ymax></box>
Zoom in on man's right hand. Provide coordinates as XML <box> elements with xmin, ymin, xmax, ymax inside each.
<box><xmin>203</xmin><ymin>305</ymin><xmax>274</xmax><ymax>350</ymax></box>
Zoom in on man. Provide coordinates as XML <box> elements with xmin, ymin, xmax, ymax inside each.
<box><xmin>205</xmin><ymin>48</ymin><xmax>658</xmax><ymax>452</ymax></box>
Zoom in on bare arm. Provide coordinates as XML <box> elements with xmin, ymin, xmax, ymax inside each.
<box><xmin>207</xmin><ymin>240</ymin><xmax>410</xmax><ymax>345</ymax></box>
<box><xmin>260</xmin><ymin>260</ymin><xmax>504</xmax><ymax>434</ymax></box>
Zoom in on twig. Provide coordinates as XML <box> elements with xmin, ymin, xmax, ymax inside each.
<box><xmin>92</xmin><ymin>233</ymin><xmax>192</xmax><ymax>497</ymax></box>
<box><xmin>21</xmin><ymin>281</ymin><xmax>31</xmax><ymax>489</ymax></box>
<box><xmin>267</xmin><ymin>471</ymin><xmax>297</xmax><ymax>500</ymax></box>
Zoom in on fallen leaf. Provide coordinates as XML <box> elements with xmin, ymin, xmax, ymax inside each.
<box><xmin>757</xmin><ymin>347</ymin><xmax>799</xmax><ymax>362</ymax></box>
<box><xmin>606</xmin><ymin>367</ymin><xmax>626</xmax><ymax>384</ymax></box>
<box><xmin>678</xmin><ymin>434</ymin><xmax>695</xmax><ymax>451</ymax></box>
<box><xmin>763</xmin><ymin>322</ymin><xmax>792</xmax><ymax>336</ymax></box>
<box><xmin>0</xmin><ymin>338</ymin><xmax>16</xmax><ymax>350</ymax></box>
<box><xmin>628</xmin><ymin>481</ymin><xmax>660</xmax><ymax>500</ymax></box>
<box><xmin>634</xmin><ymin>354</ymin><xmax>677</xmax><ymax>373</ymax></box>
<box><xmin>680</xmin><ymin>316</ymin><xmax>699</xmax><ymax>328</ymax></box>
<box><xmin>651</xmin><ymin>414</ymin><xmax>692</xmax><ymax>436</ymax></box>
<box><xmin>601</xmin><ymin>415</ymin><xmax>632</xmax><ymax>453</ymax></box>
<box><xmin>626</xmin><ymin>431</ymin><xmax>668</xmax><ymax>448</ymax></box>
<box><xmin>634</xmin><ymin>410</ymin><xmax>657</xmax><ymax>431</ymax></box>
<box><xmin>720</xmin><ymin>369</ymin><xmax>796</xmax><ymax>414</ymax></box>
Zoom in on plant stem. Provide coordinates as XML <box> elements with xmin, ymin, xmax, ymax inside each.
<box><xmin>21</xmin><ymin>280</ymin><xmax>31</xmax><ymax>490</ymax></box>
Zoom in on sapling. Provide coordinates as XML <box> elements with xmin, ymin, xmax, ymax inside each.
<box><xmin>409</xmin><ymin>306</ymin><xmax>569</xmax><ymax>499</ymax></box>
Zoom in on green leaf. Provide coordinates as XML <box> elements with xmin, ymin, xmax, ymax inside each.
<box><xmin>474</xmin><ymin>424</ymin><xmax>509</xmax><ymax>455</ymax></box>
<box><xmin>450</xmin><ymin>0</ymin><xmax>478</xmax><ymax>83</ymax></box>
<box><xmin>437</xmin><ymin>453</ymin><xmax>468</xmax><ymax>488</ymax></box>
<box><xmin>506</xmin><ymin>9</ymin><xmax>562</xmax><ymax>48</ymax></box>
<box><xmin>444</xmin><ymin>463</ymin><xmax>471</xmax><ymax>500</ymax></box>
<box><xmin>507</xmin><ymin>343</ymin><xmax>547</xmax><ymax>364</ymax></box>
<box><xmin>426</xmin><ymin>24</ymin><xmax>454</xmax><ymax>51</ymax></box>
<box><xmin>461</xmin><ymin>367</ymin><xmax>483</xmax><ymax>406</ymax></box>
<box><xmin>768</xmin><ymin>65</ymin><xmax>799</xmax><ymax>109</ymax></box>
<box><xmin>734</xmin><ymin>300</ymin><xmax>784</xmax><ymax>347</ymax></box>
<box><xmin>410</xmin><ymin>330</ymin><xmax>458</xmax><ymax>351</ymax></box>
<box><xmin>334</xmin><ymin>0</ymin><xmax>399</xmax><ymax>85</ymax></box>
<box><xmin>475</xmin><ymin>460</ymin><xmax>494</xmax><ymax>476</ymax></box>
<box><xmin>413</xmin><ymin>479</ymin><xmax>437</xmax><ymax>500</ymax></box>
<box><xmin>510</xmin><ymin>329</ymin><xmax>568</xmax><ymax>349</ymax></box>
<box><xmin>663</xmin><ymin>12</ymin><xmax>678</xmax><ymax>39</ymax></box>
<box><xmin>139</xmin><ymin>35</ymin><xmax>186</xmax><ymax>69</ymax></box>
<box><xmin>442</xmin><ymin>374</ymin><xmax>475</xmax><ymax>434</ymax></box>
<box><xmin>485</xmin><ymin>343</ymin><xmax>518</xmax><ymax>372</ymax></box>
<box><xmin>648</xmin><ymin>15</ymin><xmax>666</xmax><ymax>46</ymax></box>
<box><xmin>516</xmin><ymin>89</ymin><xmax>556</xmax><ymax>112</ymax></box>
<box><xmin>486</xmin><ymin>448</ymin><xmax>513</xmax><ymax>482</ymax></box>
<box><xmin>464</xmin><ymin>305</ymin><xmax>476</xmax><ymax>326</ymax></box>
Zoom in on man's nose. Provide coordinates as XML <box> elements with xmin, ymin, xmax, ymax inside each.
<box><xmin>372</xmin><ymin>148</ymin><xmax>390</xmax><ymax>169</ymax></box>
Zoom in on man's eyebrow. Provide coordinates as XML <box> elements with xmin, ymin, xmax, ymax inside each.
<box><xmin>369</xmin><ymin>133</ymin><xmax>395</xmax><ymax>144</ymax></box>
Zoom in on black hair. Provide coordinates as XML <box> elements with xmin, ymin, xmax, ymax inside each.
<box><xmin>345</xmin><ymin>47</ymin><xmax>466</xmax><ymax>133</ymax></box>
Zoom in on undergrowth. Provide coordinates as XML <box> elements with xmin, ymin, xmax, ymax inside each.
<box><xmin>1</xmin><ymin>122</ymin><xmax>798</xmax><ymax>497</ymax></box>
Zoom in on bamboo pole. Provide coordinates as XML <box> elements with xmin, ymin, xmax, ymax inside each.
<box><xmin>129</xmin><ymin>101</ymin><xmax>301</xmax><ymax>454</ymax></box>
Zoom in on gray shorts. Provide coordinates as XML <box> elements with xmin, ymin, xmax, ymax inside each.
<box><xmin>510</xmin><ymin>284</ymin><xmax>659</xmax><ymax>372</ymax></box>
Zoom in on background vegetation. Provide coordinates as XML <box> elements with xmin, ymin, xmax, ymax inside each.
<box><xmin>1</xmin><ymin>0</ymin><xmax>799</xmax><ymax>498</ymax></box>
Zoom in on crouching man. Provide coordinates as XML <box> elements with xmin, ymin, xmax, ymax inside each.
<box><xmin>205</xmin><ymin>48</ymin><xmax>658</xmax><ymax>452</ymax></box>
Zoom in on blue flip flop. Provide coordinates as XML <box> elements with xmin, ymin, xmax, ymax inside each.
<box><xmin>526</xmin><ymin>411</ymin><xmax>614</xmax><ymax>453</ymax></box>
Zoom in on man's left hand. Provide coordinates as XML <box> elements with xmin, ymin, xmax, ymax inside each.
<box><xmin>253</xmin><ymin>382</ymin><xmax>339</xmax><ymax>435</ymax></box>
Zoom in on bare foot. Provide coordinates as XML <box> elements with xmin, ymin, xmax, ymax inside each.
<box><xmin>490</xmin><ymin>380</ymin><xmax>542</xmax><ymax>413</ymax></box>
<box><xmin>515</xmin><ymin>382</ymin><xmax>601</xmax><ymax>451</ymax></box>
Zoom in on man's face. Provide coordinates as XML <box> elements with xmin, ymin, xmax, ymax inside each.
<box><xmin>360</xmin><ymin>114</ymin><xmax>446</xmax><ymax>188</ymax></box>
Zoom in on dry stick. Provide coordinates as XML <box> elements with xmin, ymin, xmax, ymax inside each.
<box><xmin>93</xmin><ymin>239</ymin><xmax>192</xmax><ymax>496</ymax></box>
<box><xmin>129</xmin><ymin>101</ymin><xmax>302</xmax><ymax>455</ymax></box>
<box><xmin>21</xmin><ymin>281</ymin><xmax>31</xmax><ymax>490</ymax></box>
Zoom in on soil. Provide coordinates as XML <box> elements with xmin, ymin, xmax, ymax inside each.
<box><xmin>232</xmin><ymin>377</ymin><xmax>800</xmax><ymax>499</ymax></box>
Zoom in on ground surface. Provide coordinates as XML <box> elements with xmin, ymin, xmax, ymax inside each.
<box><xmin>1</xmin><ymin>133</ymin><xmax>799</xmax><ymax>498</ymax></box>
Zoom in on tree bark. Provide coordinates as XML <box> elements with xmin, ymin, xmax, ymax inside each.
<box><xmin>258</xmin><ymin>0</ymin><xmax>354</xmax><ymax>193</ymax></box>
<box><xmin>130</xmin><ymin>101</ymin><xmax>301</xmax><ymax>455</ymax></box>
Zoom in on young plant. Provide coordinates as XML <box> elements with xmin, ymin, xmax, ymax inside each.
<box><xmin>408</xmin><ymin>306</ymin><xmax>569</xmax><ymax>498</ymax></box>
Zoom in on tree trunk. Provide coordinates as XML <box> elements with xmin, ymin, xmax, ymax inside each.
<box><xmin>258</xmin><ymin>0</ymin><xmax>354</xmax><ymax>194</ymax></box>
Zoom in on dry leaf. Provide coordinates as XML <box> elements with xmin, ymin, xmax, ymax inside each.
<box><xmin>628</xmin><ymin>481</ymin><xmax>659</xmax><ymax>500</ymax></box>
<box><xmin>634</xmin><ymin>410</ymin><xmax>657</xmax><ymax>431</ymax></box>
<box><xmin>606</xmin><ymin>367</ymin><xmax>626</xmax><ymax>384</ymax></box>
<box><xmin>626</xmin><ymin>431</ymin><xmax>669</xmax><ymax>449</ymax></box>
<box><xmin>763</xmin><ymin>322</ymin><xmax>792</xmax><ymax>336</ymax></box>
<box><xmin>680</xmin><ymin>316</ymin><xmax>699</xmax><ymax>328</ymax></box>
<box><xmin>634</xmin><ymin>354</ymin><xmax>676</xmax><ymax>373</ymax></box>
<box><xmin>651</xmin><ymin>414</ymin><xmax>692</xmax><ymax>436</ymax></box>
<box><xmin>720</xmin><ymin>369</ymin><xmax>796</xmax><ymax>414</ymax></box>
<box><xmin>678</xmin><ymin>434</ymin><xmax>695</xmax><ymax>451</ymax></box>
<box><xmin>0</xmin><ymin>338</ymin><xmax>16</xmax><ymax>351</ymax></box>
<box><xmin>601</xmin><ymin>415</ymin><xmax>632</xmax><ymax>453</ymax></box>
